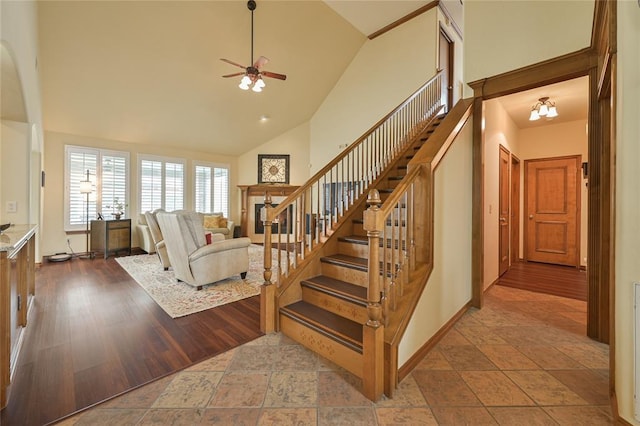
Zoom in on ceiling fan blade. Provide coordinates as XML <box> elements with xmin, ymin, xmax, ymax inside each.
<box><xmin>220</xmin><ymin>58</ymin><xmax>247</xmax><ymax>70</ymax></box>
<box><xmin>222</xmin><ymin>72</ymin><xmax>246</xmax><ymax>78</ymax></box>
<box><xmin>261</xmin><ymin>70</ymin><xmax>287</xmax><ymax>81</ymax></box>
<box><xmin>253</xmin><ymin>56</ymin><xmax>269</xmax><ymax>69</ymax></box>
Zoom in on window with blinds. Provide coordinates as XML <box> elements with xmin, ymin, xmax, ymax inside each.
<box><xmin>194</xmin><ymin>162</ymin><xmax>229</xmax><ymax>217</ymax></box>
<box><xmin>64</xmin><ymin>146</ymin><xmax>129</xmax><ymax>231</ymax></box>
<box><xmin>139</xmin><ymin>155</ymin><xmax>185</xmax><ymax>213</ymax></box>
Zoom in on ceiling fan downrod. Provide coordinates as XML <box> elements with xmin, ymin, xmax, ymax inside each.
<box><xmin>248</xmin><ymin>0</ymin><xmax>256</xmax><ymax>67</ymax></box>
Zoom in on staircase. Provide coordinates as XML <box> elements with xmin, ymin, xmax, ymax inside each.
<box><xmin>258</xmin><ymin>72</ymin><xmax>475</xmax><ymax>400</ymax></box>
<box><xmin>278</xmin><ymin>118</ymin><xmax>444</xmax><ymax>384</ymax></box>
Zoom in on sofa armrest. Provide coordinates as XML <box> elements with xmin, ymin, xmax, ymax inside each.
<box><xmin>189</xmin><ymin>237</ymin><xmax>251</xmax><ymax>262</ymax></box>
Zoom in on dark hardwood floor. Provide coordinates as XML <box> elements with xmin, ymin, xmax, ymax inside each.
<box><xmin>497</xmin><ymin>261</ymin><xmax>588</xmax><ymax>301</ymax></box>
<box><xmin>0</xmin><ymin>254</ymin><xmax>262</xmax><ymax>426</ymax></box>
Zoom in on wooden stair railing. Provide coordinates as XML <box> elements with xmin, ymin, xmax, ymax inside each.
<box><xmin>261</xmin><ymin>71</ymin><xmax>444</xmax><ymax>332</ymax></box>
<box><xmin>363</xmin><ymin>98</ymin><xmax>474</xmax><ymax>395</ymax></box>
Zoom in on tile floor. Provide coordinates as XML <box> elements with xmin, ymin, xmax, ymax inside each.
<box><xmin>56</xmin><ymin>285</ymin><xmax>613</xmax><ymax>425</ymax></box>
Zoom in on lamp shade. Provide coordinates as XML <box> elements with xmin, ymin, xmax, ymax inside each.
<box><xmin>79</xmin><ymin>180</ymin><xmax>92</xmax><ymax>194</ymax></box>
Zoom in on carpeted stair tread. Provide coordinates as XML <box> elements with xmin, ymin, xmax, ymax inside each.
<box><xmin>321</xmin><ymin>253</ymin><xmax>368</xmax><ymax>272</ymax></box>
<box><xmin>303</xmin><ymin>275</ymin><xmax>367</xmax><ymax>302</ymax></box>
<box><xmin>281</xmin><ymin>301</ymin><xmax>363</xmax><ymax>351</ymax></box>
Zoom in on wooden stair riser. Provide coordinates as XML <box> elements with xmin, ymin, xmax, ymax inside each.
<box><xmin>301</xmin><ymin>286</ymin><xmax>368</xmax><ymax>324</ymax></box>
<box><xmin>321</xmin><ymin>262</ymin><xmax>368</xmax><ymax>287</ymax></box>
<box><xmin>280</xmin><ymin>315</ymin><xmax>363</xmax><ymax>377</ymax></box>
<box><xmin>339</xmin><ymin>240</ymin><xmax>407</xmax><ymax>263</ymax></box>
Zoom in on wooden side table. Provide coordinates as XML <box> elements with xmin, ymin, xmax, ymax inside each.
<box><xmin>91</xmin><ymin>219</ymin><xmax>131</xmax><ymax>259</ymax></box>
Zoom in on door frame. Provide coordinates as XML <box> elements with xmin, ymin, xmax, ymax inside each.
<box><xmin>468</xmin><ymin>45</ymin><xmax>613</xmax><ymax>344</ymax></box>
<box><xmin>511</xmin><ymin>154</ymin><xmax>521</xmax><ymax>264</ymax></box>
<box><xmin>498</xmin><ymin>145</ymin><xmax>511</xmax><ymax>277</ymax></box>
<box><xmin>438</xmin><ymin>25</ymin><xmax>454</xmax><ymax>112</ymax></box>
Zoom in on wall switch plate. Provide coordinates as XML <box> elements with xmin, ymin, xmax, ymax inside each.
<box><xmin>7</xmin><ymin>201</ymin><xmax>17</xmax><ymax>213</ymax></box>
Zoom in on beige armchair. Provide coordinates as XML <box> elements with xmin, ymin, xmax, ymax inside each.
<box><xmin>156</xmin><ymin>210</ymin><xmax>252</xmax><ymax>290</ymax></box>
<box><xmin>144</xmin><ymin>209</ymin><xmax>171</xmax><ymax>270</ymax></box>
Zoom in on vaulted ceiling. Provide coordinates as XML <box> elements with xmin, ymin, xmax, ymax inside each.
<box><xmin>37</xmin><ymin>1</ymin><xmax>431</xmax><ymax>156</ymax></box>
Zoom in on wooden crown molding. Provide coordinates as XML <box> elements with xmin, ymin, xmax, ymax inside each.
<box><xmin>368</xmin><ymin>1</ymin><xmax>439</xmax><ymax>40</ymax></box>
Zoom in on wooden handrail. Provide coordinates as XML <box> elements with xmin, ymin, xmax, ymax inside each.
<box><xmin>260</xmin><ymin>72</ymin><xmax>444</xmax><ymax>292</ymax></box>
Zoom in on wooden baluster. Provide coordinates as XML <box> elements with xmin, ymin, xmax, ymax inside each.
<box><xmin>362</xmin><ymin>188</ymin><xmax>384</xmax><ymax>401</ymax></box>
<box><xmin>260</xmin><ymin>193</ymin><xmax>276</xmax><ymax>333</ymax></box>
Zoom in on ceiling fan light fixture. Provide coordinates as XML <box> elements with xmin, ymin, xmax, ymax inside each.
<box><xmin>239</xmin><ymin>81</ymin><xmax>250</xmax><ymax>90</ymax></box>
<box><xmin>251</xmin><ymin>84</ymin><xmax>262</xmax><ymax>93</ymax></box>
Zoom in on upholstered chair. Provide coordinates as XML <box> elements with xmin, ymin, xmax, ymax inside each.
<box><xmin>156</xmin><ymin>211</ymin><xmax>251</xmax><ymax>290</ymax></box>
<box><xmin>144</xmin><ymin>209</ymin><xmax>171</xmax><ymax>270</ymax></box>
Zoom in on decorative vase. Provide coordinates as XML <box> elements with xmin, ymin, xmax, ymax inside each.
<box><xmin>114</xmin><ymin>213</ymin><xmax>122</xmax><ymax>220</ymax></box>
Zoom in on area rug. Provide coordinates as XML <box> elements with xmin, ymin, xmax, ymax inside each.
<box><xmin>116</xmin><ymin>244</ymin><xmax>278</xmax><ymax>318</ymax></box>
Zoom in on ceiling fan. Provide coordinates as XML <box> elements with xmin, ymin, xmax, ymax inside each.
<box><xmin>221</xmin><ymin>0</ymin><xmax>287</xmax><ymax>92</ymax></box>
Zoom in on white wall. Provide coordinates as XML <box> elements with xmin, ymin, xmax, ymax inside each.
<box><xmin>400</xmin><ymin>118</ymin><xmax>473</xmax><ymax>365</ymax></box>
<box><xmin>237</xmin><ymin>121</ymin><xmax>310</xmax><ymax>186</ymax></box>
<box><xmin>615</xmin><ymin>1</ymin><xmax>640</xmax><ymax>424</ymax></box>
<box><xmin>463</xmin><ymin>0</ymin><xmax>593</xmax><ymax>93</ymax></box>
<box><xmin>1</xmin><ymin>121</ymin><xmax>30</xmax><ymax>224</ymax></box>
<box><xmin>310</xmin><ymin>9</ymin><xmax>439</xmax><ymax>174</ymax></box>
<box><xmin>42</xmin><ymin>131</ymin><xmax>237</xmax><ymax>257</ymax></box>
<box><xmin>0</xmin><ymin>0</ymin><xmax>45</xmax><ymax>259</ymax></box>
<box><xmin>483</xmin><ymin>99</ymin><xmax>520</xmax><ymax>288</ymax></box>
<box><xmin>517</xmin><ymin>119</ymin><xmax>589</xmax><ymax>268</ymax></box>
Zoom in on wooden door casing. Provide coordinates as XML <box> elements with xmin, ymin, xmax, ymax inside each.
<box><xmin>525</xmin><ymin>155</ymin><xmax>580</xmax><ymax>267</ymax></box>
<box><xmin>511</xmin><ymin>155</ymin><xmax>521</xmax><ymax>263</ymax></box>
<box><xmin>498</xmin><ymin>146</ymin><xmax>510</xmax><ymax>276</ymax></box>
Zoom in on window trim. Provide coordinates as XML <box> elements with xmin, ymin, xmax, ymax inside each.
<box><xmin>64</xmin><ymin>145</ymin><xmax>130</xmax><ymax>232</ymax></box>
<box><xmin>137</xmin><ymin>153</ymin><xmax>186</xmax><ymax>214</ymax></box>
<box><xmin>193</xmin><ymin>161</ymin><xmax>230</xmax><ymax>217</ymax></box>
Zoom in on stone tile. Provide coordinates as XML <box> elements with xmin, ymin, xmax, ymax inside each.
<box><xmin>258</xmin><ymin>408</ymin><xmax>317</xmax><ymax>425</ymax></box>
<box><xmin>228</xmin><ymin>345</ymin><xmax>278</xmax><ymax>371</ymax></box>
<box><xmin>375</xmin><ymin>407</ymin><xmax>438</xmax><ymax>425</ymax></box>
<box><xmin>208</xmin><ymin>372</ymin><xmax>269</xmax><ymax>407</ymax></box>
<box><xmin>556</xmin><ymin>343</ymin><xmax>610</xmax><ymax>369</ymax></box>
<box><xmin>440</xmin><ymin>345</ymin><xmax>498</xmax><ymax>371</ymax></box>
<box><xmin>544</xmin><ymin>406</ymin><xmax>614</xmax><ymax>425</ymax></box>
<box><xmin>487</xmin><ymin>407</ymin><xmax>558</xmax><ymax>425</ymax></box>
<box><xmin>430</xmin><ymin>406</ymin><xmax>498</xmax><ymax>425</ymax></box>
<box><xmin>73</xmin><ymin>408</ymin><xmax>147</xmax><ymax>425</ymax></box>
<box><xmin>202</xmin><ymin>408</ymin><xmax>261</xmax><ymax>425</ymax></box>
<box><xmin>505</xmin><ymin>370</ymin><xmax>588</xmax><ymax>405</ymax></box>
<box><xmin>244</xmin><ymin>332</ymin><xmax>281</xmax><ymax>346</ymax></box>
<box><xmin>318</xmin><ymin>370</ymin><xmax>370</xmax><ymax>407</ymax></box>
<box><xmin>101</xmin><ymin>375</ymin><xmax>174</xmax><ymax>408</ymax></box>
<box><xmin>457</xmin><ymin>325</ymin><xmax>509</xmax><ymax>345</ymax></box>
<box><xmin>437</xmin><ymin>328</ymin><xmax>473</xmax><ymax>346</ymax></box>
<box><xmin>138</xmin><ymin>408</ymin><xmax>203</xmax><ymax>425</ymax></box>
<box><xmin>547</xmin><ymin>369</ymin><xmax>610</xmax><ymax>405</ymax></box>
<box><xmin>412</xmin><ymin>370</ymin><xmax>482</xmax><ymax>406</ymax></box>
<box><xmin>152</xmin><ymin>372</ymin><xmax>223</xmax><ymax>408</ymax></box>
<box><xmin>412</xmin><ymin>349</ymin><xmax>453</xmax><ymax>371</ymax></box>
<box><xmin>318</xmin><ymin>407</ymin><xmax>377</xmax><ymax>426</ymax></box>
<box><xmin>264</xmin><ymin>371</ymin><xmax>317</xmax><ymax>407</ymax></box>
<box><xmin>186</xmin><ymin>348</ymin><xmax>236</xmax><ymax>372</ymax></box>
<box><xmin>515</xmin><ymin>345</ymin><xmax>584</xmax><ymax>369</ymax></box>
<box><xmin>275</xmin><ymin>344</ymin><xmax>319</xmax><ymax>371</ymax></box>
<box><xmin>459</xmin><ymin>371</ymin><xmax>535</xmax><ymax>406</ymax></box>
<box><xmin>375</xmin><ymin>375</ymin><xmax>427</xmax><ymax>407</ymax></box>
<box><xmin>476</xmin><ymin>344</ymin><xmax>539</xmax><ymax>370</ymax></box>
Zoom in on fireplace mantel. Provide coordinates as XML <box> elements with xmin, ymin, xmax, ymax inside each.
<box><xmin>237</xmin><ymin>184</ymin><xmax>300</xmax><ymax>237</ymax></box>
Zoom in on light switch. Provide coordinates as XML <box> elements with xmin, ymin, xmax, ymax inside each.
<box><xmin>7</xmin><ymin>201</ymin><xmax>17</xmax><ymax>213</ymax></box>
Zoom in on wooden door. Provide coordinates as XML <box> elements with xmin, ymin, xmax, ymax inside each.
<box><xmin>525</xmin><ymin>156</ymin><xmax>580</xmax><ymax>267</ymax></box>
<box><xmin>438</xmin><ymin>27</ymin><xmax>453</xmax><ymax>112</ymax></box>
<box><xmin>511</xmin><ymin>155</ymin><xmax>521</xmax><ymax>263</ymax></box>
<box><xmin>498</xmin><ymin>146</ymin><xmax>510</xmax><ymax>276</ymax></box>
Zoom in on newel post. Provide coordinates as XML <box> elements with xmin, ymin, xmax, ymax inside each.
<box><xmin>260</xmin><ymin>193</ymin><xmax>276</xmax><ymax>333</ymax></box>
<box><xmin>362</xmin><ymin>189</ymin><xmax>384</xmax><ymax>401</ymax></box>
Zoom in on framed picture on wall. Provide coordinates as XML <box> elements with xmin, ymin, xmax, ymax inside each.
<box><xmin>258</xmin><ymin>154</ymin><xmax>290</xmax><ymax>184</ymax></box>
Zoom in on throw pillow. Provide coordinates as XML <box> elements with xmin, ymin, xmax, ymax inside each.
<box><xmin>203</xmin><ymin>214</ymin><xmax>221</xmax><ymax>229</ymax></box>
<box><xmin>219</xmin><ymin>217</ymin><xmax>228</xmax><ymax>228</ymax></box>
<box><xmin>205</xmin><ymin>232</ymin><xmax>212</xmax><ymax>245</ymax></box>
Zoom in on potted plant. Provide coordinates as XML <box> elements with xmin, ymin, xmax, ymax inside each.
<box><xmin>106</xmin><ymin>198</ymin><xmax>127</xmax><ymax>220</ymax></box>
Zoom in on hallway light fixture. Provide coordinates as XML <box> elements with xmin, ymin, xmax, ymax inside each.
<box><xmin>529</xmin><ymin>97</ymin><xmax>558</xmax><ymax>121</ymax></box>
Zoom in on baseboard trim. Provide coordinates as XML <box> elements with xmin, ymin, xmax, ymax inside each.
<box><xmin>611</xmin><ymin>390</ymin><xmax>633</xmax><ymax>425</ymax></box>
<box><xmin>397</xmin><ymin>300</ymin><xmax>472</xmax><ymax>382</ymax></box>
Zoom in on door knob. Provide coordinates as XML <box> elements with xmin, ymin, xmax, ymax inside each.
<box><xmin>529</xmin><ymin>215</ymin><xmax>534</xmax><ymax>219</ymax></box>
<box><xmin>500</xmin><ymin>217</ymin><xmax>506</xmax><ymax>222</ymax></box>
